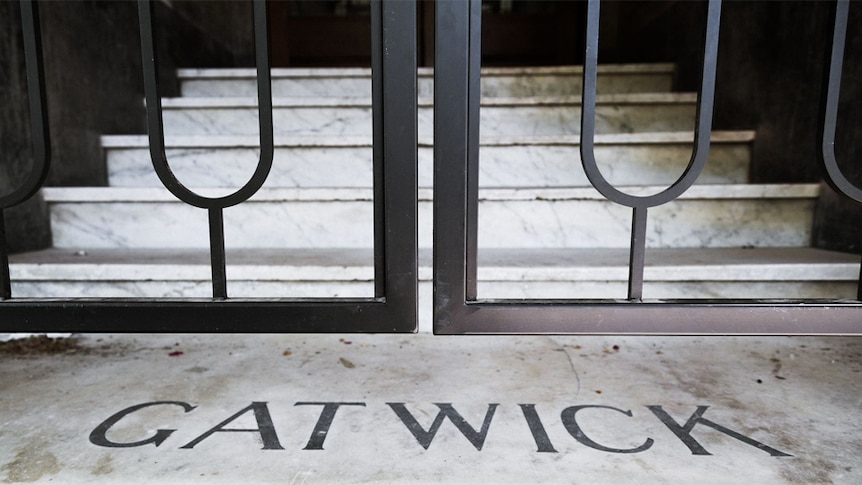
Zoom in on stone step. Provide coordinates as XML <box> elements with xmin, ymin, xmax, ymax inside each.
<box><xmin>158</xmin><ymin>93</ymin><xmax>697</xmax><ymax>137</ymax></box>
<box><xmin>40</xmin><ymin>184</ymin><xmax>818</xmax><ymax>249</ymax></box>
<box><xmin>177</xmin><ymin>64</ymin><xmax>676</xmax><ymax>98</ymax></box>
<box><xmin>103</xmin><ymin>131</ymin><xmax>754</xmax><ymax>189</ymax></box>
<box><xmin>9</xmin><ymin>247</ymin><xmax>859</xmax><ymax>331</ymax></box>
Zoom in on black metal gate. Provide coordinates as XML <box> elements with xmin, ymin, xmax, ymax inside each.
<box><xmin>1</xmin><ymin>0</ymin><xmax>860</xmax><ymax>335</ymax></box>
<box><xmin>430</xmin><ymin>0</ymin><xmax>862</xmax><ymax>335</ymax></box>
<box><xmin>0</xmin><ymin>0</ymin><xmax>417</xmax><ymax>333</ymax></box>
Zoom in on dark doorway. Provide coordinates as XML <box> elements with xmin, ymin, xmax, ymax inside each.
<box><xmin>268</xmin><ymin>0</ymin><xmax>582</xmax><ymax>67</ymax></box>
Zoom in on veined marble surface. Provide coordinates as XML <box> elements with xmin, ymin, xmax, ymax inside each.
<box><xmin>158</xmin><ymin>96</ymin><xmax>697</xmax><ymax>137</ymax></box>
<box><xmin>178</xmin><ymin>63</ymin><xmax>675</xmax><ymax>98</ymax></box>
<box><xmin>473</xmin><ymin>197</ymin><xmax>815</xmax><ymax>249</ymax></box>
<box><xmin>41</xmin><ymin>185</ymin><xmax>818</xmax><ymax>249</ymax></box>
<box><xmin>107</xmin><ymin>146</ymin><xmax>375</xmax><ymax>189</ymax></box>
<box><xmin>104</xmin><ymin>134</ymin><xmax>751</xmax><ymax>188</ymax></box>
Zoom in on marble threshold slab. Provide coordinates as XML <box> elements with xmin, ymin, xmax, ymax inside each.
<box><xmin>3</xmin><ymin>333</ymin><xmax>860</xmax><ymax>483</ymax></box>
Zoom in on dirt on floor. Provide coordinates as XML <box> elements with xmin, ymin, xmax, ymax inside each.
<box><xmin>0</xmin><ymin>335</ymin><xmax>84</xmax><ymax>356</ymax></box>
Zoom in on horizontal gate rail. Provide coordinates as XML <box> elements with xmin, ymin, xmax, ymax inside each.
<box><xmin>0</xmin><ymin>0</ymin><xmax>418</xmax><ymax>333</ymax></box>
<box><xmin>432</xmin><ymin>0</ymin><xmax>862</xmax><ymax>335</ymax></box>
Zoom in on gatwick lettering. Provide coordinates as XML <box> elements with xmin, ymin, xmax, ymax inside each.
<box><xmin>89</xmin><ymin>401</ymin><xmax>792</xmax><ymax>457</ymax></box>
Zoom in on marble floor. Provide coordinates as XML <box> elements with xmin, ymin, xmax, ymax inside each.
<box><xmin>1</xmin><ymin>332</ymin><xmax>860</xmax><ymax>484</ymax></box>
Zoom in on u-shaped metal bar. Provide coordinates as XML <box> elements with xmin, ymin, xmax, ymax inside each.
<box><xmin>580</xmin><ymin>0</ymin><xmax>721</xmax><ymax>209</ymax></box>
<box><xmin>137</xmin><ymin>0</ymin><xmax>274</xmax><ymax>298</ymax></box>
<box><xmin>580</xmin><ymin>0</ymin><xmax>722</xmax><ymax>300</ymax></box>
<box><xmin>137</xmin><ymin>0</ymin><xmax>273</xmax><ymax>210</ymax></box>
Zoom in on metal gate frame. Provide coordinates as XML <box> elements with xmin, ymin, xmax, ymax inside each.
<box><xmin>432</xmin><ymin>0</ymin><xmax>862</xmax><ymax>335</ymax></box>
<box><xmin>0</xmin><ymin>0</ymin><xmax>418</xmax><ymax>334</ymax></box>
<box><xmin>3</xmin><ymin>0</ymin><xmax>861</xmax><ymax>335</ymax></box>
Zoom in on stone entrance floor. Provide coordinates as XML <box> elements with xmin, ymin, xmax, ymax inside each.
<box><xmin>1</xmin><ymin>332</ymin><xmax>860</xmax><ymax>484</ymax></box>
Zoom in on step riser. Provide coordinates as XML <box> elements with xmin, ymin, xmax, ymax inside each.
<box><xmin>105</xmin><ymin>144</ymin><xmax>751</xmax><ymax>188</ymax></box>
<box><xmin>45</xmin><ymin>197</ymin><xmax>814</xmax><ymax>249</ymax></box>
<box><xmin>180</xmin><ymin>73</ymin><xmax>674</xmax><ymax>98</ymax></box>
<box><xmin>161</xmin><ymin>104</ymin><xmax>696</xmax><ymax>137</ymax></box>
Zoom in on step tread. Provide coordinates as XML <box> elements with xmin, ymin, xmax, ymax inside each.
<box><xmin>39</xmin><ymin>184</ymin><xmax>821</xmax><ymax>203</ymax></box>
<box><xmin>158</xmin><ymin>92</ymin><xmax>698</xmax><ymax>108</ymax></box>
<box><xmin>9</xmin><ymin>247</ymin><xmax>858</xmax><ymax>282</ymax></box>
<box><xmin>100</xmin><ymin>131</ymin><xmax>756</xmax><ymax>148</ymax></box>
<box><xmin>176</xmin><ymin>63</ymin><xmax>677</xmax><ymax>79</ymax></box>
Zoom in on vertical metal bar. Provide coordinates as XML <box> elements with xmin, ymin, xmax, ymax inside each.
<box><xmin>465</xmin><ymin>0</ymin><xmax>482</xmax><ymax>301</ymax></box>
<box><xmin>137</xmin><ymin>0</ymin><xmax>170</xmax><ymax>191</ymax></box>
<box><xmin>628</xmin><ymin>206</ymin><xmax>647</xmax><ymax>301</ymax></box>
<box><xmin>21</xmin><ymin>0</ymin><xmax>50</xmax><ymax>195</ymax></box>
<box><xmin>253</xmin><ymin>0</ymin><xmax>275</xmax><ymax>195</ymax></box>
<box><xmin>581</xmin><ymin>0</ymin><xmax>600</xmax><ymax>169</ymax></box>
<box><xmin>208</xmin><ymin>208</ymin><xmax>228</xmax><ymax>299</ymax></box>
<box><xmin>855</xmin><ymin>252</ymin><xmax>862</xmax><ymax>302</ymax></box>
<box><xmin>1</xmin><ymin>0</ymin><xmax>51</xmax><ymax>210</ymax></box>
<box><xmin>0</xmin><ymin>211</ymin><xmax>10</xmax><ymax>300</ymax></box>
<box><xmin>434</xmin><ymin>0</ymin><xmax>471</xmax><ymax>328</ymax></box>
<box><xmin>371</xmin><ymin>0</ymin><xmax>385</xmax><ymax>298</ymax></box>
<box><xmin>380</xmin><ymin>0</ymin><xmax>418</xmax><ymax>321</ymax></box>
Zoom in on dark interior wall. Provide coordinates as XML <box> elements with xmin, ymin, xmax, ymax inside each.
<box><xmin>167</xmin><ymin>1</ymin><xmax>255</xmax><ymax>67</ymax></box>
<box><xmin>36</xmin><ymin>0</ymin><xmax>238</xmax><ymax>187</ymax></box>
<box><xmin>598</xmin><ymin>1</ymin><xmax>706</xmax><ymax>92</ymax></box>
<box><xmin>711</xmin><ymin>1</ymin><xmax>861</xmax><ymax>253</ymax></box>
<box><xmin>38</xmin><ymin>1</ymin><xmax>147</xmax><ymax>187</ymax></box>
<box><xmin>600</xmin><ymin>1</ymin><xmax>834</xmax><ymax>182</ymax></box>
<box><xmin>1</xmin><ymin>0</ymin><xmax>237</xmax><ymax>252</ymax></box>
<box><xmin>605</xmin><ymin>0</ymin><xmax>862</xmax><ymax>253</ymax></box>
<box><xmin>713</xmin><ymin>1</ymin><xmax>834</xmax><ymax>185</ymax></box>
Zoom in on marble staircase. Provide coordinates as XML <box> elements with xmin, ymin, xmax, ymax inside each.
<box><xmin>9</xmin><ymin>64</ymin><xmax>859</xmax><ymax>331</ymax></box>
